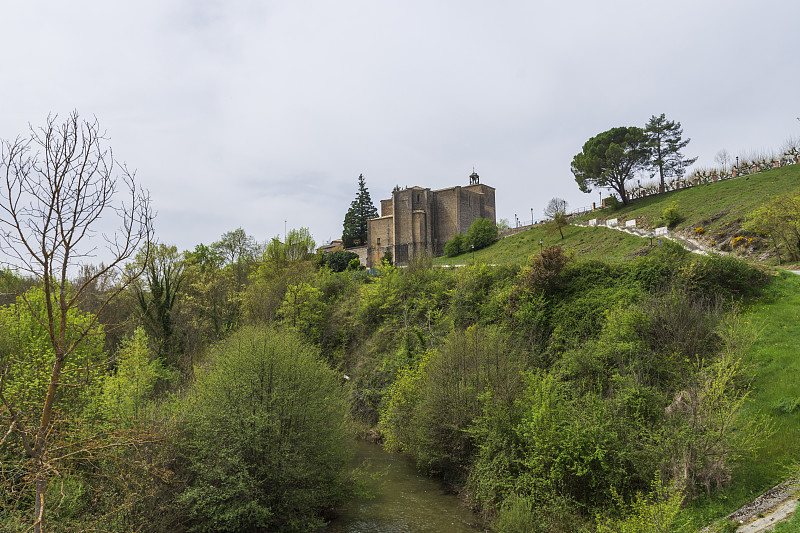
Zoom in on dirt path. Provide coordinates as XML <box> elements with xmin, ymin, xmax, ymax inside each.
<box><xmin>726</xmin><ymin>480</ymin><xmax>799</xmax><ymax>532</ymax></box>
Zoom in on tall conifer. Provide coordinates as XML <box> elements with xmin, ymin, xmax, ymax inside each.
<box><xmin>342</xmin><ymin>174</ymin><xmax>378</xmax><ymax>247</ymax></box>
<box><xmin>645</xmin><ymin>114</ymin><xmax>698</xmax><ymax>193</ymax></box>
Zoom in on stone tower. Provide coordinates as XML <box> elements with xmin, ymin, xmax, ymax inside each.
<box><xmin>366</xmin><ymin>172</ymin><xmax>496</xmax><ymax>266</ymax></box>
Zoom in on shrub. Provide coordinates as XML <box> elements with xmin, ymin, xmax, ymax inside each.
<box><xmin>325</xmin><ymin>250</ymin><xmax>359</xmax><ymax>272</ymax></box>
<box><xmin>661</xmin><ymin>201</ymin><xmax>681</xmax><ymax>227</ymax></box>
<box><xmin>466</xmin><ymin>218</ymin><xmax>498</xmax><ymax>250</ymax></box>
<box><xmin>443</xmin><ymin>233</ymin><xmax>466</xmax><ymax>257</ymax></box>
<box><xmin>176</xmin><ymin>326</ymin><xmax>355</xmax><ymax>532</ymax></box>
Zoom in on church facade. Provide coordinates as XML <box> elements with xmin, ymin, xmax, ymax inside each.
<box><xmin>366</xmin><ymin>172</ymin><xmax>496</xmax><ymax>267</ymax></box>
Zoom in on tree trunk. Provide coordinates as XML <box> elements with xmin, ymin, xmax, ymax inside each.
<box><xmin>34</xmin><ymin>473</ymin><xmax>47</xmax><ymax>533</ymax></box>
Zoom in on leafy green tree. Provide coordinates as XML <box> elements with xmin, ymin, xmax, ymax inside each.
<box><xmin>132</xmin><ymin>244</ymin><xmax>186</xmax><ymax>370</ymax></box>
<box><xmin>744</xmin><ymin>194</ymin><xmax>800</xmax><ymax>264</ymax></box>
<box><xmin>277</xmin><ymin>282</ymin><xmax>325</xmax><ymax>342</ymax></box>
<box><xmin>98</xmin><ymin>327</ymin><xmax>168</xmax><ymax>424</ymax></box>
<box><xmin>176</xmin><ymin>325</ymin><xmax>355</xmax><ymax>532</ymax></box>
<box><xmin>325</xmin><ymin>250</ymin><xmax>360</xmax><ymax>272</ymax></box>
<box><xmin>466</xmin><ymin>218</ymin><xmax>498</xmax><ymax>251</ymax></box>
<box><xmin>544</xmin><ymin>197</ymin><xmax>569</xmax><ymax>239</ymax></box>
<box><xmin>211</xmin><ymin>228</ymin><xmax>260</xmax><ymax>287</ymax></box>
<box><xmin>645</xmin><ymin>114</ymin><xmax>697</xmax><ymax>194</ymax></box>
<box><xmin>571</xmin><ymin>126</ymin><xmax>650</xmax><ymax>205</ymax></box>
<box><xmin>264</xmin><ymin>227</ymin><xmax>316</xmax><ymax>265</ymax></box>
<box><xmin>342</xmin><ymin>174</ymin><xmax>378</xmax><ymax>248</ymax></box>
<box><xmin>443</xmin><ymin>233</ymin><xmax>466</xmax><ymax>257</ymax></box>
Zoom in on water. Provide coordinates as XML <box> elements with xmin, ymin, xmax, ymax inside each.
<box><xmin>322</xmin><ymin>440</ymin><xmax>486</xmax><ymax>532</ymax></box>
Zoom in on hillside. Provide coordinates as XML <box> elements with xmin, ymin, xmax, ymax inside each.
<box><xmin>437</xmin><ymin>162</ymin><xmax>800</xmax><ymax>267</ymax></box>
<box><xmin>435</xmin><ymin>163</ymin><xmax>800</xmax><ymax>531</ymax></box>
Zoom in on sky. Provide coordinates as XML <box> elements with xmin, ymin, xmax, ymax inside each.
<box><xmin>1</xmin><ymin>1</ymin><xmax>799</xmax><ymax>253</ymax></box>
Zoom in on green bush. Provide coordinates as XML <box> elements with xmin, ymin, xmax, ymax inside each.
<box><xmin>466</xmin><ymin>218</ymin><xmax>498</xmax><ymax>250</ymax></box>
<box><xmin>680</xmin><ymin>252</ymin><xmax>767</xmax><ymax>299</ymax></box>
<box><xmin>176</xmin><ymin>325</ymin><xmax>355</xmax><ymax>532</ymax></box>
<box><xmin>325</xmin><ymin>250</ymin><xmax>359</xmax><ymax>272</ymax></box>
<box><xmin>661</xmin><ymin>201</ymin><xmax>681</xmax><ymax>227</ymax></box>
<box><xmin>380</xmin><ymin>326</ymin><xmax>526</xmax><ymax>480</ymax></box>
<box><xmin>443</xmin><ymin>233</ymin><xmax>466</xmax><ymax>257</ymax></box>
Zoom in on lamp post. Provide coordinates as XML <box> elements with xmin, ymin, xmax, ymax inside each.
<box><xmin>649</xmin><ymin>232</ymin><xmax>654</xmax><ymax>246</ymax></box>
<box><xmin>531</xmin><ymin>208</ymin><xmax>533</xmax><ymax>226</ymax></box>
<box><xmin>471</xmin><ymin>243</ymin><xmax>475</xmax><ymax>264</ymax></box>
<box><xmin>539</xmin><ymin>238</ymin><xmax>543</xmax><ymax>254</ymax></box>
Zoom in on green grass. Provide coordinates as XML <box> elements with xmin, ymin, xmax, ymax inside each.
<box><xmin>436</xmin><ymin>164</ymin><xmax>800</xmax><ymax>268</ymax></box>
<box><xmin>578</xmin><ymin>164</ymin><xmax>800</xmax><ymax>231</ymax></box>
<box><xmin>435</xmin><ymin>224</ymin><xmax>652</xmax><ymax>266</ymax></box>
<box><xmin>680</xmin><ymin>271</ymin><xmax>800</xmax><ymax>530</ymax></box>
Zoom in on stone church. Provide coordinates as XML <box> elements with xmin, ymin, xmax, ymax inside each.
<box><xmin>366</xmin><ymin>172</ymin><xmax>496</xmax><ymax>266</ymax></box>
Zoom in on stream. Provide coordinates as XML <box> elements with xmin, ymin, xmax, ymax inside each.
<box><xmin>322</xmin><ymin>440</ymin><xmax>487</xmax><ymax>532</ymax></box>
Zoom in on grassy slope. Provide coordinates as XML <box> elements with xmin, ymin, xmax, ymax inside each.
<box><xmin>435</xmin><ymin>224</ymin><xmax>652</xmax><ymax>265</ymax></box>
<box><xmin>681</xmin><ymin>271</ymin><xmax>800</xmax><ymax>530</ymax></box>
<box><xmin>436</xmin><ymin>163</ymin><xmax>800</xmax><ymax>267</ymax></box>
<box><xmin>436</xmin><ymin>164</ymin><xmax>800</xmax><ymax>528</ymax></box>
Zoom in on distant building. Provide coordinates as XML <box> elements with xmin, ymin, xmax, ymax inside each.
<box><xmin>366</xmin><ymin>172</ymin><xmax>496</xmax><ymax>266</ymax></box>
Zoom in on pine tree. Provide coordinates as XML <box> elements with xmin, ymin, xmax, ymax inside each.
<box><xmin>645</xmin><ymin>114</ymin><xmax>698</xmax><ymax>193</ymax></box>
<box><xmin>342</xmin><ymin>173</ymin><xmax>378</xmax><ymax>248</ymax></box>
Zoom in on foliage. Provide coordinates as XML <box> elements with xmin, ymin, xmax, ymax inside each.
<box><xmin>175</xmin><ymin>325</ymin><xmax>355</xmax><ymax>532</ymax></box>
<box><xmin>660</xmin><ymin>201</ymin><xmax>681</xmax><ymax>227</ymax></box>
<box><xmin>277</xmin><ymin>282</ymin><xmax>325</xmax><ymax>342</ymax></box>
<box><xmin>132</xmin><ymin>243</ymin><xmax>186</xmax><ymax>370</ymax></box>
<box><xmin>211</xmin><ymin>228</ymin><xmax>260</xmax><ymax>287</ymax></box>
<box><xmin>466</xmin><ymin>217</ymin><xmax>499</xmax><ymax>250</ymax></box>
<box><xmin>325</xmin><ymin>250</ymin><xmax>360</xmax><ymax>272</ymax></box>
<box><xmin>97</xmin><ymin>327</ymin><xmax>169</xmax><ymax>424</ymax></box>
<box><xmin>544</xmin><ymin>197</ymin><xmax>569</xmax><ymax>239</ymax></box>
<box><xmin>595</xmin><ymin>475</ymin><xmax>685</xmax><ymax>533</ymax></box>
<box><xmin>380</xmin><ymin>326</ymin><xmax>526</xmax><ymax>480</ymax></box>
<box><xmin>265</xmin><ymin>227</ymin><xmax>316</xmax><ymax>264</ymax></box>
<box><xmin>342</xmin><ymin>173</ymin><xmax>378</xmax><ymax>248</ymax></box>
<box><xmin>0</xmin><ymin>287</ymin><xmax>105</xmax><ymax>429</ymax></box>
<box><xmin>444</xmin><ymin>233</ymin><xmax>466</xmax><ymax>257</ymax></box>
<box><xmin>0</xmin><ymin>112</ymin><xmax>153</xmax><ymax>533</ymax></box>
<box><xmin>571</xmin><ymin>126</ymin><xmax>650</xmax><ymax>205</ymax></box>
<box><xmin>744</xmin><ymin>194</ymin><xmax>800</xmax><ymax>264</ymax></box>
<box><xmin>644</xmin><ymin>114</ymin><xmax>697</xmax><ymax>194</ymax></box>
<box><xmin>346</xmin><ymin>257</ymin><xmax>365</xmax><ymax>271</ymax></box>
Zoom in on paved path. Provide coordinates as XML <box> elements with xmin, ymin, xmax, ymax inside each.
<box><xmin>736</xmin><ymin>499</ymin><xmax>797</xmax><ymax>532</ymax></box>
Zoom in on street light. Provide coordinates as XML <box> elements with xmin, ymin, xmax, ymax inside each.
<box><xmin>648</xmin><ymin>232</ymin><xmax>654</xmax><ymax>246</ymax></box>
<box><xmin>530</xmin><ymin>208</ymin><xmax>533</xmax><ymax>226</ymax></box>
<box><xmin>539</xmin><ymin>238</ymin><xmax>543</xmax><ymax>254</ymax></box>
<box><xmin>471</xmin><ymin>243</ymin><xmax>475</xmax><ymax>263</ymax></box>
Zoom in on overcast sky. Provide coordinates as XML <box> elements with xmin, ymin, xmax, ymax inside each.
<box><xmin>2</xmin><ymin>1</ymin><xmax>798</xmax><ymax>252</ymax></box>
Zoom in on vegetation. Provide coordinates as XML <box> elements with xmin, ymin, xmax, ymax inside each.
<box><xmin>3</xmin><ymin>112</ymin><xmax>800</xmax><ymax>532</ymax></box>
<box><xmin>342</xmin><ymin>173</ymin><xmax>378</xmax><ymax>247</ymax></box>
<box><xmin>174</xmin><ymin>326</ymin><xmax>355</xmax><ymax>532</ymax></box>
<box><xmin>571</xmin><ymin>126</ymin><xmax>650</xmax><ymax>205</ymax></box>
<box><xmin>645</xmin><ymin>114</ymin><xmax>697</xmax><ymax>194</ymax></box>
<box><xmin>443</xmin><ymin>217</ymin><xmax>499</xmax><ymax>257</ymax></box>
<box><xmin>0</xmin><ymin>112</ymin><xmax>153</xmax><ymax>533</ymax></box>
<box><xmin>544</xmin><ymin>197</ymin><xmax>569</xmax><ymax>239</ymax></box>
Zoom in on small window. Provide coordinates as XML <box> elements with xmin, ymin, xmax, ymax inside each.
<box><xmin>377</xmin><ymin>237</ymin><xmax>381</xmax><ymax>245</ymax></box>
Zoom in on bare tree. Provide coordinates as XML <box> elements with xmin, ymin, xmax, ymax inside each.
<box><xmin>714</xmin><ymin>149</ymin><xmax>730</xmax><ymax>172</ymax></box>
<box><xmin>544</xmin><ymin>197</ymin><xmax>569</xmax><ymax>239</ymax></box>
<box><xmin>0</xmin><ymin>112</ymin><xmax>153</xmax><ymax>533</ymax></box>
